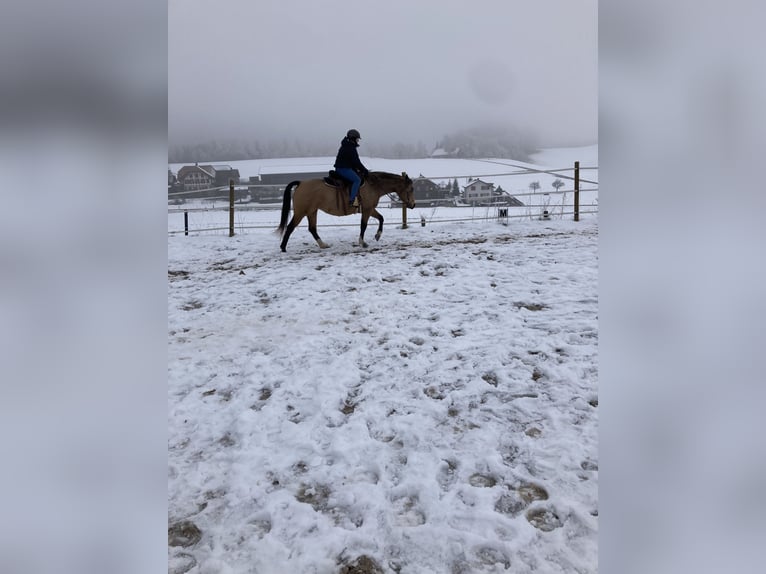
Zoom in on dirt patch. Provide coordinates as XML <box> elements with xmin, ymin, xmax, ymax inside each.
<box><xmin>514</xmin><ymin>302</ymin><xmax>548</xmax><ymax>311</ymax></box>
<box><xmin>482</xmin><ymin>372</ymin><xmax>499</xmax><ymax>387</ymax></box>
<box><xmin>168</xmin><ymin>270</ymin><xmax>190</xmax><ymax>280</ymax></box>
<box><xmin>338</xmin><ymin>555</ymin><xmax>384</xmax><ymax>574</ymax></box>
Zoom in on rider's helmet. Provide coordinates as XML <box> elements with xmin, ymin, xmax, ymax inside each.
<box><xmin>346</xmin><ymin>129</ymin><xmax>361</xmax><ymax>140</ymax></box>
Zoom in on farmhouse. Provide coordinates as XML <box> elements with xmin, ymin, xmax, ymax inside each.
<box><xmin>461</xmin><ymin>178</ymin><xmax>524</xmax><ymax>206</ymax></box>
<box><xmin>390</xmin><ymin>175</ymin><xmax>456</xmax><ymax>207</ymax></box>
<box><xmin>462</xmin><ymin>178</ymin><xmax>495</xmax><ymax>203</ymax></box>
<box><xmin>175</xmin><ymin>164</ymin><xmax>241</xmax><ymax>198</ymax></box>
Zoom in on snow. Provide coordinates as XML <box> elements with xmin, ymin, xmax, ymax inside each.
<box><xmin>168</xmin><ymin>147</ymin><xmax>598</xmax><ymax>573</ymax></box>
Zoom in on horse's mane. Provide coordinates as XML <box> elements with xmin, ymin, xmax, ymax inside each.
<box><xmin>368</xmin><ymin>171</ymin><xmax>408</xmax><ymax>182</ymax></box>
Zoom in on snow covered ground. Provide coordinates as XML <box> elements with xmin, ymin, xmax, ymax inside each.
<box><xmin>168</xmin><ymin>208</ymin><xmax>598</xmax><ymax>572</ymax></box>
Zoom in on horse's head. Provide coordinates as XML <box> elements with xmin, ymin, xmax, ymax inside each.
<box><xmin>400</xmin><ymin>172</ymin><xmax>416</xmax><ymax>209</ymax></box>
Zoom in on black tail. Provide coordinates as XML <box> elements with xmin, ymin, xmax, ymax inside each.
<box><xmin>277</xmin><ymin>181</ymin><xmax>300</xmax><ymax>234</ymax></box>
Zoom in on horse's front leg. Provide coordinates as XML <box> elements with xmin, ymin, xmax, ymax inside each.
<box><xmin>358</xmin><ymin>212</ymin><xmax>370</xmax><ymax>248</ymax></box>
<box><xmin>371</xmin><ymin>209</ymin><xmax>384</xmax><ymax>241</ymax></box>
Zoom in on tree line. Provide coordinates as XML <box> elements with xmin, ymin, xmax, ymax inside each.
<box><xmin>169</xmin><ymin>125</ymin><xmax>539</xmax><ymax>163</ymax></box>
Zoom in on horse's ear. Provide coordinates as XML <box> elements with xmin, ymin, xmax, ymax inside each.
<box><xmin>402</xmin><ymin>171</ymin><xmax>409</xmax><ymax>180</ymax></box>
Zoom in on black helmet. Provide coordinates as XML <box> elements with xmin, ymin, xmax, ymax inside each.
<box><xmin>346</xmin><ymin>129</ymin><xmax>361</xmax><ymax>140</ymax></box>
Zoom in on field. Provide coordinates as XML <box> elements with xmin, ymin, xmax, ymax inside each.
<box><xmin>168</xmin><ymin>147</ymin><xmax>598</xmax><ymax>573</ymax></box>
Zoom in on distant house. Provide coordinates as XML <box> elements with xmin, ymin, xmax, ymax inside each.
<box><xmin>176</xmin><ymin>164</ymin><xmax>241</xmax><ymax>199</ymax></box>
<box><xmin>462</xmin><ymin>178</ymin><xmax>524</xmax><ymax>206</ymax></box>
<box><xmin>413</xmin><ymin>176</ymin><xmax>455</xmax><ymax>206</ymax></box>
<box><xmin>388</xmin><ymin>176</ymin><xmax>455</xmax><ymax>207</ymax></box>
<box><xmin>462</xmin><ymin>178</ymin><xmax>496</xmax><ymax>204</ymax></box>
<box><xmin>210</xmin><ymin>165</ymin><xmax>241</xmax><ymax>187</ymax></box>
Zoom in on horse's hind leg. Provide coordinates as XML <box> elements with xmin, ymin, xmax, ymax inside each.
<box><xmin>280</xmin><ymin>214</ymin><xmax>304</xmax><ymax>252</ymax></box>
<box><xmin>307</xmin><ymin>212</ymin><xmax>329</xmax><ymax>249</ymax></box>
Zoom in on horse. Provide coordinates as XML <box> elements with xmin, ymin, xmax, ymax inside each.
<box><xmin>276</xmin><ymin>171</ymin><xmax>416</xmax><ymax>252</ymax></box>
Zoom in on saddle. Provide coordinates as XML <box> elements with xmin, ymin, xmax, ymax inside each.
<box><xmin>323</xmin><ymin>170</ymin><xmax>365</xmax><ymax>189</ymax></box>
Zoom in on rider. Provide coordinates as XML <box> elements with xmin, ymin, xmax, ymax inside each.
<box><xmin>334</xmin><ymin>129</ymin><xmax>369</xmax><ymax>207</ymax></box>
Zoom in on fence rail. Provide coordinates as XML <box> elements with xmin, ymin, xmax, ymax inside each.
<box><xmin>168</xmin><ymin>161</ymin><xmax>597</xmax><ymax>236</ymax></box>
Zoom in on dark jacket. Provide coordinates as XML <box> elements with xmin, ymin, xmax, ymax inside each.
<box><xmin>334</xmin><ymin>137</ymin><xmax>368</xmax><ymax>174</ymax></box>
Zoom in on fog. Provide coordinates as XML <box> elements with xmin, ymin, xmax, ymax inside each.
<box><xmin>169</xmin><ymin>0</ymin><xmax>597</xmax><ymax>150</ymax></box>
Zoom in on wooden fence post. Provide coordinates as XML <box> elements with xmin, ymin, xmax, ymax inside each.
<box><xmin>184</xmin><ymin>211</ymin><xmax>188</xmax><ymax>236</ymax></box>
<box><xmin>229</xmin><ymin>180</ymin><xmax>235</xmax><ymax>237</ymax></box>
<box><xmin>574</xmin><ymin>161</ymin><xmax>580</xmax><ymax>222</ymax></box>
<box><xmin>401</xmin><ymin>203</ymin><xmax>408</xmax><ymax>229</ymax></box>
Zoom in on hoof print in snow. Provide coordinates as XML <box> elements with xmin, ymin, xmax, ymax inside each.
<box><xmin>392</xmin><ymin>495</ymin><xmax>426</xmax><ymax>526</ymax></box>
<box><xmin>518</xmin><ymin>483</ymin><xmax>549</xmax><ymax>504</ymax></box>
<box><xmin>218</xmin><ymin>432</ymin><xmax>236</xmax><ymax>447</ymax></box>
<box><xmin>581</xmin><ymin>460</ymin><xmax>598</xmax><ymax>471</ymax></box>
<box><xmin>181</xmin><ymin>300</ymin><xmax>203</xmax><ymax>311</ymax></box>
<box><xmin>338</xmin><ymin>554</ymin><xmax>385</xmax><ymax>574</ymax></box>
<box><xmin>296</xmin><ymin>483</ymin><xmax>332</xmax><ymax>512</ymax></box>
<box><xmin>495</xmin><ymin>483</ymin><xmax>548</xmax><ymax>516</ymax></box>
<box><xmin>341</xmin><ymin>397</ymin><xmax>357</xmax><ymax>415</ymax></box>
<box><xmin>437</xmin><ymin>459</ymin><xmax>458</xmax><ymax>490</ymax></box>
<box><xmin>494</xmin><ymin>493</ymin><xmax>527</xmax><ymax>516</ymax></box>
<box><xmin>525</xmin><ymin>427</ymin><xmax>542</xmax><ymax>438</ymax></box>
<box><xmin>424</xmin><ymin>386</ymin><xmax>445</xmax><ymax>400</ymax></box>
<box><xmin>531</xmin><ymin>368</ymin><xmax>544</xmax><ymax>381</ymax></box>
<box><xmin>169</xmin><ymin>552</ymin><xmax>197</xmax><ymax>574</ymax></box>
<box><xmin>168</xmin><ymin>520</ymin><xmax>202</xmax><ymax>547</ymax></box>
<box><xmin>475</xmin><ymin>546</ymin><xmax>511</xmax><ymax>570</ymax></box>
<box><xmin>526</xmin><ymin>507</ymin><xmax>563</xmax><ymax>531</ymax></box>
<box><xmin>248</xmin><ymin>517</ymin><xmax>272</xmax><ymax>537</ymax></box>
<box><xmin>469</xmin><ymin>473</ymin><xmax>497</xmax><ymax>488</ymax></box>
<box><xmin>588</xmin><ymin>397</ymin><xmax>598</xmax><ymax>407</ymax></box>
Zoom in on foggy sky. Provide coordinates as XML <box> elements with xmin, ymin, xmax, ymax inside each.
<box><xmin>169</xmin><ymin>0</ymin><xmax>597</xmax><ymax>149</ymax></box>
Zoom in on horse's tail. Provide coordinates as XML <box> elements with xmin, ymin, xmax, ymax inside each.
<box><xmin>277</xmin><ymin>181</ymin><xmax>300</xmax><ymax>234</ymax></box>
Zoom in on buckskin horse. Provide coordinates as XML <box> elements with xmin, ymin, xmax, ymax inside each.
<box><xmin>277</xmin><ymin>171</ymin><xmax>416</xmax><ymax>252</ymax></box>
